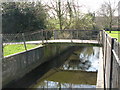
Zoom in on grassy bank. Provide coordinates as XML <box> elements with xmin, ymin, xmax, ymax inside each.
<box><xmin>106</xmin><ymin>31</ymin><xmax>120</xmax><ymax>42</ymax></box>
<box><xmin>4</xmin><ymin>44</ymin><xmax>40</xmax><ymax>56</ymax></box>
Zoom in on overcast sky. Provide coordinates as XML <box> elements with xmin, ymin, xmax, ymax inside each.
<box><xmin>40</xmin><ymin>0</ymin><xmax>119</xmax><ymax>16</ymax></box>
<box><xmin>77</xmin><ymin>0</ymin><xmax>119</xmax><ymax>15</ymax></box>
<box><xmin>2</xmin><ymin>0</ymin><xmax>119</xmax><ymax>16</ymax></box>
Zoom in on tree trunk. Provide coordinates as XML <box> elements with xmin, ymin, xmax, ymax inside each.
<box><xmin>58</xmin><ymin>0</ymin><xmax>62</xmax><ymax>30</ymax></box>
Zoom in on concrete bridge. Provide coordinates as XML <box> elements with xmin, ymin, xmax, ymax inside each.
<box><xmin>2</xmin><ymin>30</ymin><xmax>120</xmax><ymax>89</ymax></box>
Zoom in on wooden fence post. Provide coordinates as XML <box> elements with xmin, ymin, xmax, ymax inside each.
<box><xmin>118</xmin><ymin>42</ymin><xmax>120</xmax><ymax>59</ymax></box>
<box><xmin>0</xmin><ymin>8</ymin><xmax>2</xmax><ymax>89</ymax></box>
<box><xmin>103</xmin><ymin>33</ymin><xmax>107</xmax><ymax>89</ymax></box>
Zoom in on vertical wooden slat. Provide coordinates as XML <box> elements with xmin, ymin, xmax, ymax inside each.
<box><xmin>109</xmin><ymin>38</ymin><xmax>114</xmax><ymax>89</ymax></box>
<box><xmin>112</xmin><ymin>40</ymin><xmax>120</xmax><ymax>89</ymax></box>
<box><xmin>0</xmin><ymin>33</ymin><xmax>2</xmax><ymax>90</ymax></box>
<box><xmin>118</xmin><ymin>42</ymin><xmax>120</xmax><ymax>59</ymax></box>
<box><xmin>103</xmin><ymin>33</ymin><xmax>107</xmax><ymax>89</ymax></box>
<box><xmin>117</xmin><ymin>42</ymin><xmax>120</xmax><ymax>89</ymax></box>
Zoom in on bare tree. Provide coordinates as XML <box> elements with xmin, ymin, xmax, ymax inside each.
<box><xmin>97</xmin><ymin>0</ymin><xmax>117</xmax><ymax>32</ymax></box>
<box><xmin>44</xmin><ymin>0</ymin><xmax>66</xmax><ymax>30</ymax></box>
<box><xmin>44</xmin><ymin>0</ymin><xmax>96</xmax><ymax>30</ymax></box>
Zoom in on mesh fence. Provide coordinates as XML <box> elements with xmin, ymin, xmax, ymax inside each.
<box><xmin>3</xmin><ymin>30</ymin><xmax>101</xmax><ymax>43</ymax></box>
<box><xmin>3</xmin><ymin>30</ymin><xmax>101</xmax><ymax>56</ymax></box>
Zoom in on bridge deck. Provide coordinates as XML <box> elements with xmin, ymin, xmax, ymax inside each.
<box><xmin>4</xmin><ymin>39</ymin><xmax>99</xmax><ymax>45</ymax></box>
<box><xmin>27</xmin><ymin>39</ymin><xmax>99</xmax><ymax>44</ymax></box>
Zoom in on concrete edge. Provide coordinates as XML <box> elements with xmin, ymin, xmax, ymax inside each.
<box><xmin>96</xmin><ymin>47</ymin><xmax>104</xmax><ymax>88</ymax></box>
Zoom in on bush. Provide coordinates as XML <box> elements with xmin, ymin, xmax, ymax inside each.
<box><xmin>2</xmin><ymin>2</ymin><xmax>47</xmax><ymax>34</ymax></box>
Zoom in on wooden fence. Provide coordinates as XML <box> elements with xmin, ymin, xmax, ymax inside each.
<box><xmin>102</xmin><ymin>30</ymin><xmax>120</xmax><ymax>89</ymax></box>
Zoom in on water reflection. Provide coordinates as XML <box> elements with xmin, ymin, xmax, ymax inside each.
<box><xmin>31</xmin><ymin>45</ymin><xmax>100</xmax><ymax>89</ymax></box>
<box><xmin>61</xmin><ymin>47</ymin><xmax>99</xmax><ymax>71</ymax></box>
<box><xmin>37</xmin><ymin>80</ymin><xmax>96</xmax><ymax>88</ymax></box>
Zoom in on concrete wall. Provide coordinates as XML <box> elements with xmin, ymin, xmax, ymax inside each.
<box><xmin>2</xmin><ymin>44</ymin><xmax>69</xmax><ymax>87</ymax></box>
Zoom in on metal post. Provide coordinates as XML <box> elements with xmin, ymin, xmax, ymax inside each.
<box><xmin>22</xmin><ymin>33</ymin><xmax>27</xmax><ymax>51</ymax></box>
<box><xmin>46</xmin><ymin>31</ymin><xmax>47</xmax><ymax>43</ymax></box>
<box><xmin>53</xmin><ymin>30</ymin><xmax>55</xmax><ymax>40</ymax></box>
<box><xmin>42</xmin><ymin>30</ymin><xmax>44</xmax><ymax>44</ymax></box>
<box><xmin>102</xmin><ymin>30</ymin><xmax>104</xmax><ymax>47</ymax></box>
<box><xmin>100</xmin><ymin>30</ymin><xmax>103</xmax><ymax>45</ymax></box>
<box><xmin>102</xmin><ymin>31</ymin><xmax>105</xmax><ymax>54</ymax></box>
<box><xmin>77</xmin><ymin>30</ymin><xmax>79</xmax><ymax>39</ymax></box>
<box><xmin>98</xmin><ymin>31</ymin><xmax>101</xmax><ymax>45</ymax></box>
<box><xmin>98</xmin><ymin>31</ymin><xmax>100</xmax><ymax>44</ymax></box>
<box><xmin>71</xmin><ymin>30</ymin><xmax>72</xmax><ymax>42</ymax></box>
<box><xmin>98</xmin><ymin>31</ymin><xmax>100</xmax><ymax>45</ymax></box>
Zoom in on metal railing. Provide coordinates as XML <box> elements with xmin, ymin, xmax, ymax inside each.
<box><xmin>3</xmin><ymin>30</ymin><xmax>102</xmax><ymax>41</ymax></box>
<box><xmin>3</xmin><ymin>30</ymin><xmax>102</xmax><ymax>53</ymax></box>
<box><xmin>3</xmin><ymin>29</ymin><xmax>102</xmax><ymax>45</ymax></box>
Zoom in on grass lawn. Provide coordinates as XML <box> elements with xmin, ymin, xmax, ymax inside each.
<box><xmin>106</xmin><ymin>31</ymin><xmax>120</xmax><ymax>42</ymax></box>
<box><xmin>4</xmin><ymin>44</ymin><xmax>40</xmax><ymax>56</ymax></box>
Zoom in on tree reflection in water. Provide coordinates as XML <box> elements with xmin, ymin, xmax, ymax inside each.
<box><xmin>33</xmin><ymin>46</ymin><xmax>100</xmax><ymax>89</ymax></box>
<box><xmin>61</xmin><ymin>46</ymin><xmax>99</xmax><ymax>71</ymax></box>
<box><xmin>37</xmin><ymin>80</ymin><xmax>96</xmax><ymax>88</ymax></box>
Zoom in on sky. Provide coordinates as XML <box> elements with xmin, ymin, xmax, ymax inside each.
<box><xmin>2</xmin><ymin>0</ymin><xmax>119</xmax><ymax>15</ymax></box>
<box><xmin>73</xmin><ymin>0</ymin><xmax>119</xmax><ymax>13</ymax></box>
<box><xmin>40</xmin><ymin>0</ymin><xmax>119</xmax><ymax>16</ymax></box>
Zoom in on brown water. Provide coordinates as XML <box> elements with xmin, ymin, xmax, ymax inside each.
<box><xmin>31</xmin><ymin>45</ymin><xmax>100</xmax><ymax>88</ymax></box>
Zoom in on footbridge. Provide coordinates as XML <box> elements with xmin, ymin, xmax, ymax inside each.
<box><xmin>2</xmin><ymin>30</ymin><xmax>120</xmax><ymax>89</ymax></box>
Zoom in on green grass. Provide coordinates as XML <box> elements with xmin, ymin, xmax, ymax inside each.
<box><xmin>4</xmin><ymin>44</ymin><xmax>40</xmax><ymax>56</ymax></box>
<box><xmin>106</xmin><ymin>31</ymin><xmax>120</xmax><ymax>42</ymax></box>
